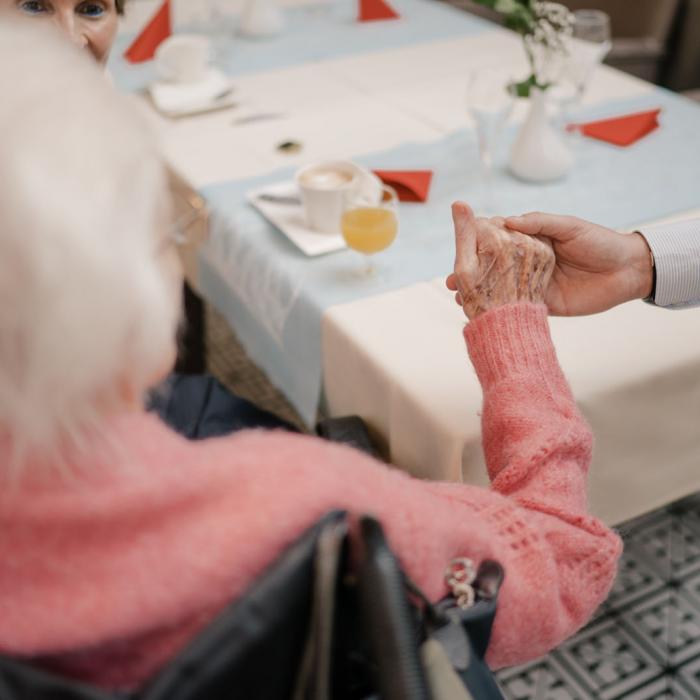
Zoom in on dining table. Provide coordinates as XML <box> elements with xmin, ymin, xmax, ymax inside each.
<box><xmin>111</xmin><ymin>0</ymin><xmax>700</xmax><ymax>525</ymax></box>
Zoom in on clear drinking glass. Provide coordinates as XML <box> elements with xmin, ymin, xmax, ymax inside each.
<box><xmin>341</xmin><ymin>185</ymin><xmax>399</xmax><ymax>276</ymax></box>
<box><xmin>559</xmin><ymin>10</ymin><xmax>612</xmax><ymax>120</ymax></box>
<box><xmin>466</xmin><ymin>68</ymin><xmax>515</xmax><ymax>215</ymax></box>
<box><xmin>574</xmin><ymin>8</ymin><xmax>612</xmax><ymax>46</ymax></box>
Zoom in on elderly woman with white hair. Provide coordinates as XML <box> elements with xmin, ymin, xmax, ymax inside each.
<box><xmin>0</xmin><ymin>0</ymin><xmax>298</xmax><ymax>436</ymax></box>
<box><xmin>0</xmin><ymin>20</ymin><xmax>621</xmax><ymax>692</ymax></box>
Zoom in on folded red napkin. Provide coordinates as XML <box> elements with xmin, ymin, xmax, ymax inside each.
<box><xmin>373</xmin><ymin>170</ymin><xmax>433</xmax><ymax>202</ymax></box>
<box><xmin>358</xmin><ymin>0</ymin><xmax>400</xmax><ymax>22</ymax></box>
<box><xmin>572</xmin><ymin>108</ymin><xmax>662</xmax><ymax>147</ymax></box>
<box><xmin>124</xmin><ymin>0</ymin><xmax>172</xmax><ymax>64</ymax></box>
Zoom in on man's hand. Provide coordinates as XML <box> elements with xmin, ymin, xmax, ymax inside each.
<box><xmin>504</xmin><ymin>212</ymin><xmax>654</xmax><ymax>316</ymax></box>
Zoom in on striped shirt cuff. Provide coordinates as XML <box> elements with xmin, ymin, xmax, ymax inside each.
<box><xmin>637</xmin><ymin>219</ymin><xmax>700</xmax><ymax>308</ymax></box>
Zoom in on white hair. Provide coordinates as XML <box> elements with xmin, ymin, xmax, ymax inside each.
<box><xmin>0</xmin><ymin>19</ymin><xmax>181</xmax><ymax>471</ymax></box>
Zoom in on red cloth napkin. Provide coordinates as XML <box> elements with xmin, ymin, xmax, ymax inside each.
<box><xmin>124</xmin><ymin>0</ymin><xmax>172</xmax><ymax>64</ymax></box>
<box><xmin>358</xmin><ymin>0</ymin><xmax>400</xmax><ymax>22</ymax></box>
<box><xmin>373</xmin><ymin>170</ymin><xmax>433</xmax><ymax>202</ymax></box>
<box><xmin>572</xmin><ymin>108</ymin><xmax>662</xmax><ymax>147</ymax></box>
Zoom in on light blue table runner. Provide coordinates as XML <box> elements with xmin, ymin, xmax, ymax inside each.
<box><xmin>198</xmin><ymin>90</ymin><xmax>700</xmax><ymax>424</ymax></box>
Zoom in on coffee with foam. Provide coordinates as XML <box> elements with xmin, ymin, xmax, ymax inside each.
<box><xmin>299</xmin><ymin>167</ymin><xmax>355</xmax><ymax>190</ymax></box>
<box><xmin>295</xmin><ymin>160</ymin><xmax>378</xmax><ymax>235</ymax></box>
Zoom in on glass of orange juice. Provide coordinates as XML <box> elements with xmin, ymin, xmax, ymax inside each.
<box><xmin>341</xmin><ymin>185</ymin><xmax>398</xmax><ymax>276</ymax></box>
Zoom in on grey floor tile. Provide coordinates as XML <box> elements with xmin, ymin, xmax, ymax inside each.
<box><xmin>554</xmin><ymin>616</ymin><xmax>663</xmax><ymax>700</ymax></box>
<box><xmin>615</xmin><ymin>675</ymin><xmax>695</xmax><ymax>699</ymax></box>
<box><xmin>498</xmin><ymin>655</ymin><xmax>592</xmax><ymax>700</ymax></box>
<box><xmin>618</xmin><ymin>589</ymin><xmax>700</xmax><ymax>667</ymax></box>
<box><xmin>676</xmin><ymin>654</ymin><xmax>700</xmax><ymax>696</ymax></box>
<box><xmin>605</xmin><ymin>540</ymin><xmax>668</xmax><ymax>611</ymax></box>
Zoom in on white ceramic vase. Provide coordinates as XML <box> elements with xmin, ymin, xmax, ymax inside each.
<box><xmin>239</xmin><ymin>0</ymin><xmax>285</xmax><ymax>38</ymax></box>
<box><xmin>509</xmin><ymin>87</ymin><xmax>573</xmax><ymax>183</ymax></box>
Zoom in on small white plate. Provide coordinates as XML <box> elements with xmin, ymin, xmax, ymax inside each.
<box><xmin>247</xmin><ymin>181</ymin><xmax>347</xmax><ymax>257</ymax></box>
<box><xmin>149</xmin><ymin>68</ymin><xmax>235</xmax><ymax>118</ymax></box>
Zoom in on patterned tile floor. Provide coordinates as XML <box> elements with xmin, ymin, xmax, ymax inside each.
<box><xmin>497</xmin><ymin>494</ymin><xmax>700</xmax><ymax>700</ymax></box>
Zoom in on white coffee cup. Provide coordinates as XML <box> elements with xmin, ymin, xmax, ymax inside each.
<box><xmin>155</xmin><ymin>35</ymin><xmax>211</xmax><ymax>84</ymax></box>
<box><xmin>295</xmin><ymin>161</ymin><xmax>380</xmax><ymax>235</ymax></box>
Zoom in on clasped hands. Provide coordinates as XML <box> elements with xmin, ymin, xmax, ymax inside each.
<box><xmin>446</xmin><ymin>202</ymin><xmax>554</xmax><ymax>320</ymax></box>
<box><xmin>447</xmin><ymin>203</ymin><xmax>655</xmax><ymax>320</ymax></box>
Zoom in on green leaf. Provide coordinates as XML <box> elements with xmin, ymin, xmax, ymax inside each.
<box><xmin>504</xmin><ymin>8</ymin><xmax>535</xmax><ymax>33</ymax></box>
<box><xmin>470</xmin><ymin>0</ymin><xmax>497</xmax><ymax>8</ymax></box>
<box><xmin>511</xmin><ymin>75</ymin><xmax>538</xmax><ymax>98</ymax></box>
<box><xmin>504</xmin><ymin>16</ymin><xmax>530</xmax><ymax>33</ymax></box>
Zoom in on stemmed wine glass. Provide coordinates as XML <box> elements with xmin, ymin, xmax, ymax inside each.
<box><xmin>573</xmin><ymin>9</ymin><xmax>612</xmax><ymax>55</ymax></box>
<box><xmin>559</xmin><ymin>10</ymin><xmax>612</xmax><ymax>124</ymax></box>
<box><xmin>466</xmin><ymin>68</ymin><xmax>515</xmax><ymax>215</ymax></box>
<box><xmin>341</xmin><ymin>185</ymin><xmax>399</xmax><ymax>276</ymax></box>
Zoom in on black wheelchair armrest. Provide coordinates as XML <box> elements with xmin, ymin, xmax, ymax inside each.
<box><xmin>315</xmin><ymin>416</ymin><xmax>382</xmax><ymax>460</ymax></box>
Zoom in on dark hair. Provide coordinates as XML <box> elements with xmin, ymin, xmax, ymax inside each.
<box><xmin>116</xmin><ymin>0</ymin><xmax>125</xmax><ymax>14</ymax></box>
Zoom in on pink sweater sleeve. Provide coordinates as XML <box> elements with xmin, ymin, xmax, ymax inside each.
<box><xmin>458</xmin><ymin>303</ymin><xmax>622</xmax><ymax>667</ymax></box>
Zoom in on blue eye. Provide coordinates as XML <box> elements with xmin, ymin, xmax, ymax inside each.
<box><xmin>19</xmin><ymin>1</ymin><xmax>48</xmax><ymax>14</ymax></box>
<box><xmin>78</xmin><ymin>2</ymin><xmax>105</xmax><ymax>16</ymax></box>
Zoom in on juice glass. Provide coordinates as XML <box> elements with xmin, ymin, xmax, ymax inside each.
<box><xmin>341</xmin><ymin>185</ymin><xmax>398</xmax><ymax>276</ymax></box>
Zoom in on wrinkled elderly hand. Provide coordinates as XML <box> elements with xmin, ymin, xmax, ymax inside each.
<box><xmin>446</xmin><ymin>202</ymin><xmax>555</xmax><ymax>320</ymax></box>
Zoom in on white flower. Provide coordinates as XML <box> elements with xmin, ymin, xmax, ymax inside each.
<box><xmin>533</xmin><ymin>1</ymin><xmax>574</xmax><ymax>31</ymax></box>
<box><xmin>523</xmin><ymin>0</ymin><xmax>574</xmax><ymax>87</ymax></box>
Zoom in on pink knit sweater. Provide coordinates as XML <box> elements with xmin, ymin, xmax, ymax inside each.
<box><xmin>0</xmin><ymin>304</ymin><xmax>621</xmax><ymax>690</ymax></box>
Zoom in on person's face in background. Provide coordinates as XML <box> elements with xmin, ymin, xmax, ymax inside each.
<box><xmin>3</xmin><ymin>0</ymin><xmax>119</xmax><ymax>64</ymax></box>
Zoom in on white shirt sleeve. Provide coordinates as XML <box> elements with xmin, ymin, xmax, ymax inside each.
<box><xmin>637</xmin><ymin>219</ymin><xmax>700</xmax><ymax>308</ymax></box>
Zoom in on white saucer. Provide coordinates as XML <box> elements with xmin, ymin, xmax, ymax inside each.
<box><xmin>149</xmin><ymin>68</ymin><xmax>235</xmax><ymax>118</ymax></box>
<box><xmin>247</xmin><ymin>181</ymin><xmax>347</xmax><ymax>257</ymax></box>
